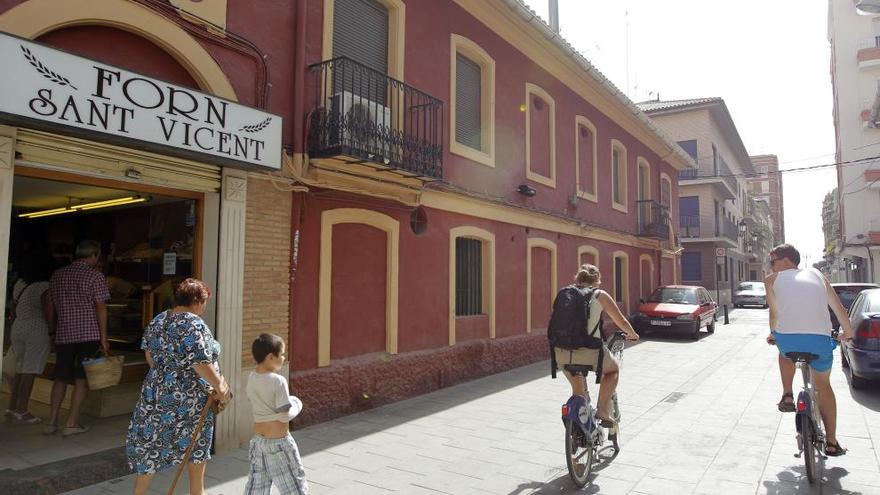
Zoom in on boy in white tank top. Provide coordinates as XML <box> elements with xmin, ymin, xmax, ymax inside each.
<box><xmin>765</xmin><ymin>244</ymin><xmax>853</xmax><ymax>457</ymax></box>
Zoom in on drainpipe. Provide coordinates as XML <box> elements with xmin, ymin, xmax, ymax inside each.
<box><xmin>289</xmin><ymin>0</ymin><xmax>308</xmax><ymax>379</ymax></box>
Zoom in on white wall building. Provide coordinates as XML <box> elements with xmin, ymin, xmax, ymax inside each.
<box><xmin>828</xmin><ymin>0</ymin><xmax>880</xmax><ymax>283</ymax></box>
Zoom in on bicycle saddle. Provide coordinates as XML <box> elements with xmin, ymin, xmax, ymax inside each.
<box><xmin>785</xmin><ymin>352</ymin><xmax>819</xmax><ymax>363</ymax></box>
<box><xmin>564</xmin><ymin>364</ymin><xmax>594</xmax><ymax>375</ymax></box>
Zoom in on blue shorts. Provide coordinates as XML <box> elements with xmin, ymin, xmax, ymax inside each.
<box><xmin>772</xmin><ymin>331</ymin><xmax>837</xmax><ymax>372</ymax></box>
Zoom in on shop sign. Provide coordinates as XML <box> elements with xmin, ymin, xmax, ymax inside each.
<box><xmin>0</xmin><ymin>32</ymin><xmax>282</xmax><ymax>170</ymax></box>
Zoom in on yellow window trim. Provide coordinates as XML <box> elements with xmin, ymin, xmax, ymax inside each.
<box><xmin>639</xmin><ymin>253</ymin><xmax>654</xmax><ymax>299</ymax></box>
<box><xmin>525</xmin><ymin>83</ymin><xmax>556</xmax><ymax>188</ymax></box>
<box><xmin>322</xmin><ymin>0</ymin><xmax>406</xmax><ymax>81</ymax></box>
<box><xmin>526</xmin><ymin>237</ymin><xmax>557</xmax><ymax>334</ymax></box>
<box><xmin>0</xmin><ymin>0</ymin><xmax>236</xmax><ymax>100</ymax></box>
<box><xmin>611</xmin><ymin>139</ymin><xmax>628</xmax><ymax>214</ymax></box>
<box><xmin>577</xmin><ymin>245</ymin><xmax>600</xmax><ymax>273</ymax></box>
<box><xmin>448</xmin><ymin>226</ymin><xmax>496</xmax><ymax>345</ymax></box>
<box><xmin>575</xmin><ymin>116</ymin><xmax>598</xmax><ymax>202</ymax></box>
<box><xmin>319</xmin><ymin>208</ymin><xmax>400</xmax><ymax>367</ymax></box>
<box><xmin>449</xmin><ymin>34</ymin><xmax>496</xmax><ymax>168</ymax></box>
<box><xmin>637</xmin><ymin>157</ymin><xmax>652</xmax><ymax>202</ymax></box>
<box><xmin>612</xmin><ymin>251</ymin><xmax>630</xmax><ymax>314</ymax></box>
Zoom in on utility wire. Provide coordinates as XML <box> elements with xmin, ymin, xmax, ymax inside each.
<box><xmin>700</xmin><ymin>154</ymin><xmax>880</xmax><ymax>179</ymax></box>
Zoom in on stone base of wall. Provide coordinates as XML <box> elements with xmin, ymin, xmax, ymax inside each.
<box><xmin>291</xmin><ymin>333</ymin><xmax>548</xmax><ymax>427</ymax></box>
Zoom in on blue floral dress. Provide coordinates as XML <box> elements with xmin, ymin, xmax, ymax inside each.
<box><xmin>126</xmin><ymin>311</ymin><xmax>222</xmax><ymax>475</ymax></box>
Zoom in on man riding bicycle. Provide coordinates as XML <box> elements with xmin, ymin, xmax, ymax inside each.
<box><xmin>765</xmin><ymin>244</ymin><xmax>853</xmax><ymax>457</ymax></box>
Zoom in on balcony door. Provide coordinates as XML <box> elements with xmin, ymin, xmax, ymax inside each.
<box><xmin>333</xmin><ymin>0</ymin><xmax>389</xmax><ymax>103</ymax></box>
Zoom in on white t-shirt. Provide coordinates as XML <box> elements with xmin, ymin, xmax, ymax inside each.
<box><xmin>773</xmin><ymin>267</ymin><xmax>833</xmax><ymax>336</ymax></box>
<box><xmin>246</xmin><ymin>370</ymin><xmax>303</xmax><ymax>424</ymax></box>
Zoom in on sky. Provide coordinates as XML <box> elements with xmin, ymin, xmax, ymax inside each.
<box><xmin>524</xmin><ymin>0</ymin><xmax>836</xmax><ymax>267</ymax></box>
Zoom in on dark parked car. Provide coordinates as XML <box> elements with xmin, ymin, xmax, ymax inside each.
<box><xmin>840</xmin><ymin>288</ymin><xmax>880</xmax><ymax>389</ymax></box>
<box><xmin>830</xmin><ymin>283</ymin><xmax>880</xmax><ymax>330</ymax></box>
<box><xmin>631</xmin><ymin>285</ymin><xmax>717</xmax><ymax>340</ymax></box>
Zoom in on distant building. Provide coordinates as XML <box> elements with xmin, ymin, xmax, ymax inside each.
<box><xmin>822</xmin><ymin>188</ymin><xmax>843</xmax><ymax>279</ymax></box>
<box><xmin>828</xmin><ymin>0</ymin><xmax>880</xmax><ymax>283</ymax></box>
<box><xmin>639</xmin><ymin>97</ymin><xmax>755</xmax><ymax>304</ymax></box>
<box><xmin>748</xmin><ymin>155</ymin><xmax>785</xmax><ymax>245</ymax></box>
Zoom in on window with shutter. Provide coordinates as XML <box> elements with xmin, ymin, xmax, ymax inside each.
<box><xmin>615</xmin><ymin>256</ymin><xmax>624</xmax><ymax>302</ymax></box>
<box><xmin>333</xmin><ymin>0</ymin><xmax>389</xmax><ymax>103</ymax></box>
<box><xmin>612</xmin><ymin>147</ymin><xmax>622</xmax><ymax>204</ymax></box>
<box><xmin>456</xmin><ymin>54</ymin><xmax>482</xmax><ymax>151</ymax></box>
<box><xmin>682</xmin><ymin>252</ymin><xmax>702</xmax><ymax>281</ymax></box>
<box><xmin>455</xmin><ymin>238</ymin><xmax>483</xmax><ymax>316</ymax></box>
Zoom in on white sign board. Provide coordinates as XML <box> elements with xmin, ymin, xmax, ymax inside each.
<box><xmin>715</xmin><ymin>247</ymin><xmax>726</xmax><ymax>258</ymax></box>
<box><xmin>163</xmin><ymin>252</ymin><xmax>177</xmax><ymax>276</ymax></box>
<box><xmin>0</xmin><ymin>32</ymin><xmax>282</xmax><ymax>170</ymax></box>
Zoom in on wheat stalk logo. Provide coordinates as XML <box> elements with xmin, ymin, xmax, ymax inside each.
<box><xmin>239</xmin><ymin>117</ymin><xmax>272</xmax><ymax>133</ymax></box>
<box><xmin>20</xmin><ymin>45</ymin><xmax>78</xmax><ymax>90</ymax></box>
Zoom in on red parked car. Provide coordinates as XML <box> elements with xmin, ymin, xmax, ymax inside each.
<box><xmin>630</xmin><ymin>285</ymin><xmax>718</xmax><ymax>340</ymax></box>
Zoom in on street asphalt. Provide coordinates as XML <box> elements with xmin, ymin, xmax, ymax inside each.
<box><xmin>64</xmin><ymin>308</ymin><xmax>880</xmax><ymax>495</ymax></box>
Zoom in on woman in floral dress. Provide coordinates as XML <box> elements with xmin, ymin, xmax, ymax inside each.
<box><xmin>126</xmin><ymin>278</ymin><xmax>232</xmax><ymax>495</ymax></box>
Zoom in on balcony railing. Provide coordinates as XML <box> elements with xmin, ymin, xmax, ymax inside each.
<box><xmin>679</xmin><ymin>214</ymin><xmax>702</xmax><ymax>238</ymax></box>
<box><xmin>720</xmin><ymin>216</ymin><xmax>738</xmax><ymax>242</ymax></box>
<box><xmin>678</xmin><ymin>156</ymin><xmax>738</xmax><ymax>197</ymax></box>
<box><xmin>678</xmin><ymin>214</ymin><xmax>739</xmax><ymax>243</ymax></box>
<box><xmin>636</xmin><ymin>200</ymin><xmax>670</xmax><ymax>240</ymax></box>
<box><xmin>308</xmin><ymin>57</ymin><xmax>443</xmax><ymax>179</ymax></box>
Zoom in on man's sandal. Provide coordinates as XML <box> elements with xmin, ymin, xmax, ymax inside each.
<box><xmin>777</xmin><ymin>392</ymin><xmax>795</xmax><ymax>412</ymax></box>
<box><xmin>825</xmin><ymin>442</ymin><xmax>847</xmax><ymax>457</ymax></box>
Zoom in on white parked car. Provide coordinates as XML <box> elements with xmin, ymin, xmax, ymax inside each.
<box><xmin>733</xmin><ymin>281</ymin><xmax>767</xmax><ymax>309</ymax></box>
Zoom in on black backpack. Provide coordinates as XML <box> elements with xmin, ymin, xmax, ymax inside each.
<box><xmin>547</xmin><ymin>285</ymin><xmax>604</xmax><ymax>381</ymax></box>
<box><xmin>547</xmin><ymin>285</ymin><xmax>603</xmax><ymax>350</ymax></box>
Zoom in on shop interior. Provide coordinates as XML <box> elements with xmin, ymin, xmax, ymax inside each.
<box><xmin>1</xmin><ymin>173</ymin><xmax>201</xmax><ymax>468</ymax></box>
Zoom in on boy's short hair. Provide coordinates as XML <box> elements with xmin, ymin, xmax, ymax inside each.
<box><xmin>770</xmin><ymin>243</ymin><xmax>801</xmax><ymax>266</ymax></box>
<box><xmin>252</xmin><ymin>333</ymin><xmax>285</xmax><ymax>364</ymax></box>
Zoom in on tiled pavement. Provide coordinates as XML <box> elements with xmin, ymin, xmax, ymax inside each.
<box><xmin>65</xmin><ymin>309</ymin><xmax>880</xmax><ymax>494</ymax></box>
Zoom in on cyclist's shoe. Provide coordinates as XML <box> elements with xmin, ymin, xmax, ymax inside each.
<box><xmin>825</xmin><ymin>442</ymin><xmax>847</xmax><ymax>457</ymax></box>
<box><xmin>777</xmin><ymin>392</ymin><xmax>796</xmax><ymax>413</ymax></box>
<box><xmin>596</xmin><ymin>415</ymin><xmax>617</xmax><ymax>428</ymax></box>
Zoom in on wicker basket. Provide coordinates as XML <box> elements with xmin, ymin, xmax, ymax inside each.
<box><xmin>82</xmin><ymin>355</ymin><xmax>125</xmax><ymax>390</ymax></box>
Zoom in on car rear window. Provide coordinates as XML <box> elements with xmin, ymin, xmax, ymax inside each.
<box><xmin>737</xmin><ymin>282</ymin><xmax>765</xmax><ymax>292</ymax></box>
<box><xmin>835</xmin><ymin>286</ymin><xmax>877</xmax><ymax>309</ymax></box>
<box><xmin>647</xmin><ymin>288</ymin><xmax>698</xmax><ymax>304</ymax></box>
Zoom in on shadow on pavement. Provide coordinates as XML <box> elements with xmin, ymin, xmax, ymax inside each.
<box><xmin>761</xmin><ymin>465</ymin><xmax>859</xmax><ymax>495</ymax></box>
<box><xmin>841</xmin><ymin>368</ymin><xmax>880</xmax><ymax>412</ymax></box>
<box><xmin>503</xmin><ymin>445</ymin><xmax>619</xmax><ymax>495</ymax></box>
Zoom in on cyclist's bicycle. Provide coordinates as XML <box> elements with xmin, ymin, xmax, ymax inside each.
<box><xmin>787</xmin><ymin>350</ymin><xmax>826</xmax><ymax>484</ymax></box>
<box><xmin>560</xmin><ymin>331</ymin><xmax>626</xmax><ymax>488</ymax></box>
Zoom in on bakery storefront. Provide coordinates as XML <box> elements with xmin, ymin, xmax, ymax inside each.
<box><xmin>0</xmin><ymin>31</ymin><xmax>281</xmax><ymax>478</ymax></box>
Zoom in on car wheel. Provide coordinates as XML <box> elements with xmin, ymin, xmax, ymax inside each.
<box><xmin>690</xmin><ymin>321</ymin><xmax>700</xmax><ymax>340</ymax></box>
<box><xmin>851</xmin><ymin>372</ymin><xmax>869</xmax><ymax>390</ymax></box>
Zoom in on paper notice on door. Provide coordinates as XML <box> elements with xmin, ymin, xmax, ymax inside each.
<box><xmin>163</xmin><ymin>252</ymin><xmax>177</xmax><ymax>275</ymax></box>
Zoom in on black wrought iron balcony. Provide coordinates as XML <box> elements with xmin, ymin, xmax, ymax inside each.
<box><xmin>636</xmin><ymin>200</ymin><xmax>670</xmax><ymax>240</ymax></box>
<box><xmin>308</xmin><ymin>57</ymin><xmax>443</xmax><ymax>179</ymax></box>
<box><xmin>677</xmin><ymin>157</ymin><xmax>738</xmax><ymax>199</ymax></box>
<box><xmin>679</xmin><ymin>214</ymin><xmax>702</xmax><ymax>238</ymax></box>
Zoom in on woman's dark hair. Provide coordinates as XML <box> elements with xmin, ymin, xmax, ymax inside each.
<box><xmin>173</xmin><ymin>278</ymin><xmax>211</xmax><ymax>306</ymax></box>
<box><xmin>252</xmin><ymin>333</ymin><xmax>285</xmax><ymax>364</ymax></box>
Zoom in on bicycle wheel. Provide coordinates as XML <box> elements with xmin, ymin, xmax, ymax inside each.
<box><xmin>608</xmin><ymin>392</ymin><xmax>621</xmax><ymax>450</ymax></box>
<box><xmin>799</xmin><ymin>414</ymin><xmax>817</xmax><ymax>483</ymax></box>
<box><xmin>565</xmin><ymin>421</ymin><xmax>593</xmax><ymax>487</ymax></box>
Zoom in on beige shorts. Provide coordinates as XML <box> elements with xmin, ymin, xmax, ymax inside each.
<box><xmin>554</xmin><ymin>346</ymin><xmax>618</xmax><ymax>376</ymax></box>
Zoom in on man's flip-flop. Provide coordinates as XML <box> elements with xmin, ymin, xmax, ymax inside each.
<box><xmin>777</xmin><ymin>392</ymin><xmax>795</xmax><ymax>412</ymax></box>
<box><xmin>825</xmin><ymin>442</ymin><xmax>847</xmax><ymax>457</ymax></box>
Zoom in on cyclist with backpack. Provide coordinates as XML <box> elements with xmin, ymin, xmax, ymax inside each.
<box><xmin>549</xmin><ymin>264</ymin><xmax>639</xmax><ymax>426</ymax></box>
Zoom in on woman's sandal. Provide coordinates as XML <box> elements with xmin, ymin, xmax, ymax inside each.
<box><xmin>595</xmin><ymin>414</ymin><xmax>617</xmax><ymax>428</ymax></box>
<box><xmin>825</xmin><ymin>441</ymin><xmax>847</xmax><ymax>457</ymax></box>
<box><xmin>777</xmin><ymin>392</ymin><xmax>795</xmax><ymax>412</ymax></box>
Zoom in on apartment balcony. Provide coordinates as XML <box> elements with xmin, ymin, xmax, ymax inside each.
<box><xmin>308</xmin><ymin>57</ymin><xmax>444</xmax><ymax>180</ymax></box>
<box><xmin>678</xmin><ymin>214</ymin><xmax>739</xmax><ymax>247</ymax></box>
<box><xmin>636</xmin><ymin>200</ymin><xmax>670</xmax><ymax>240</ymax></box>
<box><xmin>677</xmin><ymin>157</ymin><xmax>737</xmax><ymax>200</ymax></box>
<box><xmin>858</xmin><ymin>36</ymin><xmax>880</xmax><ymax>70</ymax></box>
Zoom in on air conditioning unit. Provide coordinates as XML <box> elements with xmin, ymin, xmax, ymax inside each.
<box><xmin>328</xmin><ymin>91</ymin><xmax>392</xmax><ymax>159</ymax></box>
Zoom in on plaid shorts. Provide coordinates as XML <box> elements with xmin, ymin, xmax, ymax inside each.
<box><xmin>244</xmin><ymin>433</ymin><xmax>309</xmax><ymax>495</ymax></box>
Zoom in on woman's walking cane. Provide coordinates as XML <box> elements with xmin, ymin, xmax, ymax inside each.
<box><xmin>167</xmin><ymin>394</ymin><xmax>222</xmax><ymax>495</ymax></box>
